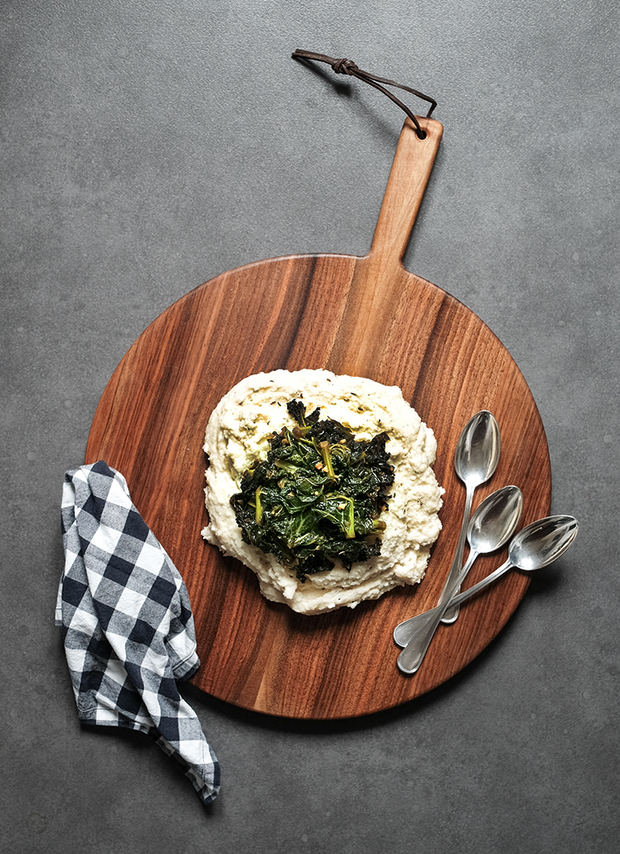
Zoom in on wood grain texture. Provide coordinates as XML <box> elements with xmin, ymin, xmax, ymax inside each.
<box><xmin>85</xmin><ymin>118</ymin><xmax>551</xmax><ymax>718</ymax></box>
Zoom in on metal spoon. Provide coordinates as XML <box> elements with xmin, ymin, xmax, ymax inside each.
<box><xmin>396</xmin><ymin>514</ymin><xmax>579</xmax><ymax>674</ymax></box>
<box><xmin>440</xmin><ymin>410</ymin><xmax>501</xmax><ymax>625</ymax></box>
<box><xmin>393</xmin><ymin>484</ymin><xmax>523</xmax><ymax>647</ymax></box>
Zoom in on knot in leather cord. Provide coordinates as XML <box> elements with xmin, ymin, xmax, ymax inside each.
<box><xmin>331</xmin><ymin>58</ymin><xmax>359</xmax><ymax>76</ymax></box>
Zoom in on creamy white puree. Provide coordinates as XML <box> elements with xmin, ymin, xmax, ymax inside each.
<box><xmin>202</xmin><ymin>369</ymin><xmax>443</xmax><ymax>615</ymax></box>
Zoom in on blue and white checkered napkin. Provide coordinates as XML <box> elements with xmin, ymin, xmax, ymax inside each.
<box><xmin>55</xmin><ymin>460</ymin><xmax>220</xmax><ymax>805</ymax></box>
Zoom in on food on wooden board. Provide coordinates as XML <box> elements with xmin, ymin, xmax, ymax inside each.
<box><xmin>202</xmin><ymin>370</ymin><xmax>443</xmax><ymax>614</ymax></box>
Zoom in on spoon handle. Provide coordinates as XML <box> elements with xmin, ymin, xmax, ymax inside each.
<box><xmin>397</xmin><ymin>550</ymin><xmax>478</xmax><ymax>674</ymax></box>
<box><xmin>393</xmin><ymin>557</ymin><xmax>512</xmax><ymax>648</ymax></box>
<box><xmin>436</xmin><ymin>484</ymin><xmax>474</xmax><ymax>624</ymax></box>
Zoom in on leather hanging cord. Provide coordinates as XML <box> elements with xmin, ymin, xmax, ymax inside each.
<box><xmin>291</xmin><ymin>49</ymin><xmax>437</xmax><ymax>139</ymax></box>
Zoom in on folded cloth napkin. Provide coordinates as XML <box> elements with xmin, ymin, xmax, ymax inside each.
<box><xmin>55</xmin><ymin>460</ymin><xmax>220</xmax><ymax>804</ymax></box>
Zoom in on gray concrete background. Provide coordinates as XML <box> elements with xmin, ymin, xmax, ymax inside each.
<box><xmin>1</xmin><ymin>1</ymin><xmax>618</xmax><ymax>851</ymax></box>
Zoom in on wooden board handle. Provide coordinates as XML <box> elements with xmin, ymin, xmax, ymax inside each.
<box><xmin>326</xmin><ymin>116</ymin><xmax>443</xmax><ymax>377</ymax></box>
<box><xmin>369</xmin><ymin>116</ymin><xmax>443</xmax><ymax>268</ymax></box>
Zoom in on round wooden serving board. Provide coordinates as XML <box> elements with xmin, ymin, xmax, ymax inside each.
<box><xmin>86</xmin><ymin>118</ymin><xmax>551</xmax><ymax>719</ymax></box>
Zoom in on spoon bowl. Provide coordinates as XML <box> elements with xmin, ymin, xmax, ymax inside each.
<box><xmin>454</xmin><ymin>410</ymin><xmax>502</xmax><ymax>487</ymax></box>
<box><xmin>509</xmin><ymin>515</ymin><xmax>579</xmax><ymax>570</ymax></box>
<box><xmin>467</xmin><ymin>485</ymin><xmax>523</xmax><ymax>554</ymax></box>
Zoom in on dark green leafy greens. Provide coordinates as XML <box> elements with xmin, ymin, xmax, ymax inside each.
<box><xmin>230</xmin><ymin>400</ymin><xmax>395</xmax><ymax>581</ymax></box>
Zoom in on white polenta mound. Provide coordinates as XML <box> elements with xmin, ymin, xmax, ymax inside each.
<box><xmin>202</xmin><ymin>369</ymin><xmax>443</xmax><ymax>615</ymax></box>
